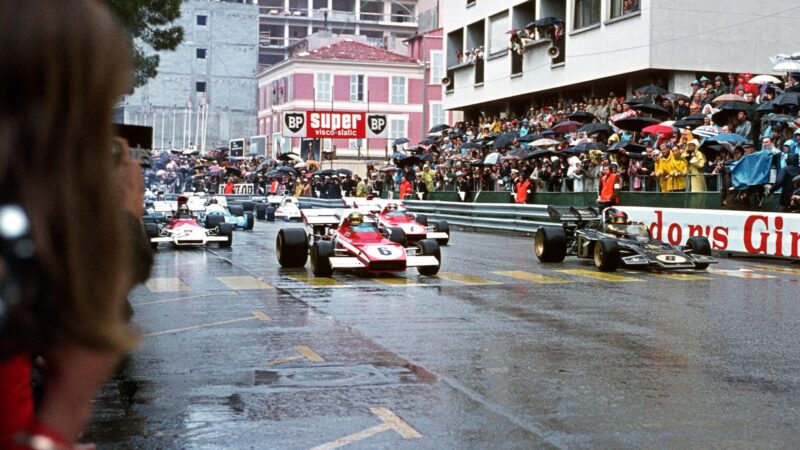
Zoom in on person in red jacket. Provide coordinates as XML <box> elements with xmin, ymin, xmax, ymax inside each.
<box><xmin>515</xmin><ymin>175</ymin><xmax>532</xmax><ymax>204</ymax></box>
<box><xmin>399</xmin><ymin>177</ymin><xmax>412</xmax><ymax>199</ymax></box>
<box><xmin>598</xmin><ymin>164</ymin><xmax>621</xmax><ymax>210</ymax></box>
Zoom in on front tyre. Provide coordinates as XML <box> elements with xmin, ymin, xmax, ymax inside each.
<box><xmin>311</xmin><ymin>240</ymin><xmax>333</xmax><ymax>277</ymax></box>
<box><xmin>534</xmin><ymin>226</ymin><xmax>567</xmax><ymax>263</ymax></box>
<box><xmin>218</xmin><ymin>223</ymin><xmax>233</xmax><ymax>248</ymax></box>
<box><xmin>417</xmin><ymin>239</ymin><xmax>441</xmax><ymax>276</ymax></box>
<box><xmin>414</xmin><ymin>214</ymin><xmax>428</xmax><ymax>226</ymax></box>
<box><xmin>266</xmin><ymin>206</ymin><xmax>276</xmax><ymax>222</ymax></box>
<box><xmin>686</xmin><ymin>236</ymin><xmax>712</xmax><ymax>270</ymax></box>
<box><xmin>593</xmin><ymin>238</ymin><xmax>620</xmax><ymax>272</ymax></box>
<box><xmin>256</xmin><ymin>204</ymin><xmax>267</xmax><ymax>220</ymax></box>
<box><xmin>388</xmin><ymin>227</ymin><xmax>407</xmax><ymax>248</ymax></box>
<box><xmin>276</xmin><ymin>228</ymin><xmax>308</xmax><ymax>267</ymax></box>
<box><xmin>433</xmin><ymin>220</ymin><xmax>450</xmax><ymax>246</ymax></box>
<box><xmin>244</xmin><ymin>212</ymin><xmax>255</xmax><ymax>230</ymax></box>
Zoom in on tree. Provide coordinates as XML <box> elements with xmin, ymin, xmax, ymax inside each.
<box><xmin>105</xmin><ymin>0</ymin><xmax>184</xmax><ymax>88</ymax></box>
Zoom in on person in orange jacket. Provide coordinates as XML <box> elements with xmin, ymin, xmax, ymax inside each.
<box><xmin>399</xmin><ymin>176</ymin><xmax>412</xmax><ymax>199</ymax></box>
<box><xmin>598</xmin><ymin>163</ymin><xmax>621</xmax><ymax>209</ymax></box>
<box><xmin>515</xmin><ymin>174</ymin><xmax>532</xmax><ymax>204</ymax></box>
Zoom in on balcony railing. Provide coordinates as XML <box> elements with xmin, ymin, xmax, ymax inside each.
<box><xmin>259</xmin><ymin>7</ymin><xmax>416</xmax><ymax>24</ymax></box>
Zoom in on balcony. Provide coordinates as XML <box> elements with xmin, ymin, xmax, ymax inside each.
<box><xmin>259</xmin><ymin>7</ymin><xmax>416</xmax><ymax>25</ymax></box>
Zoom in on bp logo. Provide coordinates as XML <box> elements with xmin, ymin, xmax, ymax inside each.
<box><xmin>285</xmin><ymin>112</ymin><xmax>305</xmax><ymax>133</ymax></box>
<box><xmin>367</xmin><ymin>115</ymin><xmax>387</xmax><ymax>135</ymax></box>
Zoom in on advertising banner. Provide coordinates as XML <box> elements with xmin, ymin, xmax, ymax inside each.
<box><xmin>282</xmin><ymin>111</ymin><xmax>389</xmax><ymax>139</ymax></box>
<box><xmin>217</xmin><ymin>184</ymin><xmax>255</xmax><ymax>195</ymax></box>
<box><xmin>617</xmin><ymin>206</ymin><xmax>800</xmax><ymax>259</ymax></box>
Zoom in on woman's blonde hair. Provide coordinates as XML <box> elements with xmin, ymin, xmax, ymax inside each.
<box><xmin>0</xmin><ymin>0</ymin><xmax>136</xmax><ymax>352</ymax></box>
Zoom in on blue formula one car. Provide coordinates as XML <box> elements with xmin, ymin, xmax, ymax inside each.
<box><xmin>203</xmin><ymin>196</ymin><xmax>255</xmax><ymax>231</ymax></box>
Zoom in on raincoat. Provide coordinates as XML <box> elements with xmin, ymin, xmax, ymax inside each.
<box><xmin>654</xmin><ymin>152</ymin><xmax>687</xmax><ymax>192</ymax></box>
<box><xmin>675</xmin><ymin>140</ymin><xmax>707</xmax><ymax>192</ymax></box>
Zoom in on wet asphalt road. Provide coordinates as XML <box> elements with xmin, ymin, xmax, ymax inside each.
<box><xmin>85</xmin><ymin>218</ymin><xmax>800</xmax><ymax>449</ymax></box>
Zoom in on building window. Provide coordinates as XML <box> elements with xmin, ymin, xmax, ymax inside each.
<box><xmin>196</xmin><ymin>48</ymin><xmax>207</xmax><ymax>59</ymax></box>
<box><xmin>489</xmin><ymin>12</ymin><xmax>509</xmax><ymax>55</ymax></box>
<box><xmin>348</xmin><ymin>139</ymin><xmax>363</xmax><ymax>150</ymax></box>
<box><xmin>574</xmin><ymin>0</ymin><xmax>600</xmax><ymax>29</ymax></box>
<box><xmin>610</xmin><ymin>0</ymin><xmax>639</xmax><ymax>18</ymax></box>
<box><xmin>390</xmin><ymin>76</ymin><xmax>406</xmax><ymax>104</ymax></box>
<box><xmin>287</xmin><ymin>75</ymin><xmax>293</xmax><ymax>101</ymax></box>
<box><xmin>197</xmin><ymin>15</ymin><xmax>208</xmax><ymax>26</ymax></box>
<box><xmin>430</xmin><ymin>51</ymin><xmax>443</xmax><ymax>84</ymax></box>
<box><xmin>350</xmin><ymin>75</ymin><xmax>365</xmax><ymax>102</ymax></box>
<box><xmin>315</xmin><ymin>73</ymin><xmax>331</xmax><ymax>101</ymax></box>
<box><xmin>430</xmin><ymin>103</ymin><xmax>445</xmax><ymax>128</ymax></box>
<box><xmin>196</xmin><ymin>82</ymin><xmax>206</xmax><ymax>93</ymax></box>
<box><xmin>389</xmin><ymin>118</ymin><xmax>407</xmax><ymax>140</ymax></box>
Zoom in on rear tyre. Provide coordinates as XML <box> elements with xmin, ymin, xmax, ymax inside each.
<box><xmin>534</xmin><ymin>226</ymin><xmax>567</xmax><ymax>263</ymax></box>
<box><xmin>145</xmin><ymin>223</ymin><xmax>159</xmax><ymax>250</ymax></box>
<box><xmin>242</xmin><ymin>201</ymin><xmax>254</xmax><ymax>212</ymax></box>
<box><xmin>433</xmin><ymin>220</ymin><xmax>450</xmax><ymax>246</ymax></box>
<box><xmin>276</xmin><ymin>228</ymin><xmax>308</xmax><ymax>267</ymax></box>
<box><xmin>414</xmin><ymin>214</ymin><xmax>428</xmax><ymax>226</ymax></box>
<box><xmin>229</xmin><ymin>205</ymin><xmax>244</xmax><ymax>217</ymax></box>
<box><xmin>417</xmin><ymin>239</ymin><xmax>441</xmax><ymax>276</ymax></box>
<box><xmin>266</xmin><ymin>206</ymin><xmax>276</xmax><ymax>222</ymax></box>
<box><xmin>686</xmin><ymin>236</ymin><xmax>712</xmax><ymax>270</ymax></box>
<box><xmin>593</xmin><ymin>238</ymin><xmax>620</xmax><ymax>272</ymax></box>
<box><xmin>218</xmin><ymin>223</ymin><xmax>233</xmax><ymax>248</ymax></box>
<box><xmin>256</xmin><ymin>204</ymin><xmax>267</xmax><ymax>220</ymax></box>
<box><xmin>205</xmin><ymin>213</ymin><xmax>225</xmax><ymax>229</ymax></box>
<box><xmin>311</xmin><ymin>240</ymin><xmax>333</xmax><ymax>277</ymax></box>
<box><xmin>244</xmin><ymin>212</ymin><xmax>255</xmax><ymax>230</ymax></box>
<box><xmin>388</xmin><ymin>227</ymin><xmax>407</xmax><ymax>248</ymax></box>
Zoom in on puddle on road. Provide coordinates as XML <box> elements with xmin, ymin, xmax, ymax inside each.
<box><xmin>252</xmin><ymin>363</ymin><xmax>435</xmax><ymax>389</ymax></box>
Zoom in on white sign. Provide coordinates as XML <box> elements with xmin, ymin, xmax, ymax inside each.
<box><xmin>617</xmin><ymin>206</ymin><xmax>800</xmax><ymax>259</ymax></box>
<box><xmin>218</xmin><ymin>184</ymin><xmax>255</xmax><ymax>195</ymax></box>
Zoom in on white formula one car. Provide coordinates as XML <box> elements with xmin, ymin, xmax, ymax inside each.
<box><xmin>274</xmin><ymin>196</ymin><xmax>302</xmax><ymax>221</ymax></box>
<box><xmin>145</xmin><ymin>196</ymin><xmax>232</xmax><ymax>249</ymax></box>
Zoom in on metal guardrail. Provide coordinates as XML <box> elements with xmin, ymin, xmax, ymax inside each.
<box><xmin>404</xmin><ymin>200</ymin><xmax>554</xmax><ymax>234</ymax></box>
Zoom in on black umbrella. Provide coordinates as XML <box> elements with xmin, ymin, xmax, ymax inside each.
<box><xmin>533</xmin><ymin>16</ymin><xmax>563</xmax><ymax>27</ymax></box>
<box><xmin>225</xmin><ymin>166</ymin><xmax>242</xmax><ymax>176</ymax></box>
<box><xmin>573</xmin><ymin>142</ymin><xmax>608</xmax><ymax>152</ymax></box>
<box><xmin>429</xmin><ymin>124</ymin><xmax>450</xmax><ymax>133</ymax></box>
<box><xmin>276</xmin><ymin>166</ymin><xmax>298</xmax><ymax>175</ymax></box>
<box><xmin>772</xmin><ymin>92</ymin><xmax>800</xmax><ymax>109</ymax></box>
<box><xmin>761</xmin><ymin>113</ymin><xmax>796</xmax><ymax>125</ymax></box>
<box><xmin>755</xmin><ymin>101</ymin><xmax>776</xmax><ymax>113</ymax></box>
<box><xmin>396</xmin><ymin>155</ymin><xmax>421</xmax><ymax>166</ymax></box>
<box><xmin>698</xmin><ymin>141</ymin><xmax>727</xmax><ymax>160</ymax></box>
<box><xmin>634</xmin><ymin>85</ymin><xmax>668</xmax><ymax>96</ymax></box>
<box><xmin>277</xmin><ymin>152</ymin><xmax>302</xmax><ymax>162</ymax></box>
<box><xmin>567</xmin><ymin>111</ymin><xmax>595</xmax><ymax>123</ymax></box>
<box><xmin>613</xmin><ymin>116</ymin><xmax>660</xmax><ymax>132</ymax></box>
<box><xmin>315</xmin><ymin>169</ymin><xmax>336</xmax><ymax>177</ymax></box>
<box><xmin>493</xmin><ymin>133</ymin><xmax>516</xmax><ymax>150</ymax></box>
<box><xmin>419</xmin><ymin>153</ymin><xmax>433</xmax><ymax>162</ymax></box>
<box><xmin>460</xmin><ymin>142</ymin><xmax>483</xmax><ymax>150</ymax></box>
<box><xmin>623</xmin><ymin>97</ymin><xmax>649</xmax><ymax>105</ymax></box>
<box><xmin>673</xmin><ymin>113</ymin><xmax>707</xmax><ymax>128</ymax></box>
<box><xmin>662</xmin><ymin>92</ymin><xmax>690</xmax><ymax>102</ymax></box>
<box><xmin>633</xmin><ymin>103</ymin><xmax>670</xmax><ymax>117</ymax></box>
<box><xmin>527</xmin><ymin>149</ymin><xmax>558</xmax><ymax>159</ymax></box>
<box><xmin>507</xmin><ymin>147</ymin><xmax>534</xmax><ymax>158</ymax></box>
<box><xmin>577</xmin><ymin>123</ymin><xmax>614</xmax><ymax>134</ymax></box>
<box><xmin>608</xmin><ymin>141</ymin><xmax>646</xmax><ymax>153</ymax></box>
<box><xmin>716</xmin><ymin>101</ymin><xmax>754</xmax><ymax>112</ymax></box>
<box><xmin>519</xmin><ymin>133</ymin><xmax>544</xmax><ymax>142</ymax></box>
<box><xmin>335</xmin><ymin>168</ymin><xmax>353</xmax><ymax>176</ymax></box>
<box><xmin>419</xmin><ymin>138</ymin><xmax>439</xmax><ymax>146</ymax></box>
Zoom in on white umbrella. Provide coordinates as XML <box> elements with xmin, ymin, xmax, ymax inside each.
<box><xmin>748</xmin><ymin>74</ymin><xmax>783</xmax><ymax>85</ymax></box>
<box><xmin>531</xmin><ymin>138</ymin><xmax>560</xmax><ymax>147</ymax></box>
<box><xmin>293</xmin><ymin>161</ymin><xmax>306</xmax><ymax>168</ymax></box>
<box><xmin>692</xmin><ymin>125</ymin><xmax>720</xmax><ymax>139</ymax></box>
<box><xmin>483</xmin><ymin>152</ymin><xmax>502</xmax><ymax>165</ymax></box>
<box><xmin>773</xmin><ymin>60</ymin><xmax>800</xmax><ymax>72</ymax></box>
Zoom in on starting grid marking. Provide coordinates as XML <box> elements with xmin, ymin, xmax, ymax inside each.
<box><xmin>265</xmin><ymin>345</ymin><xmax>325</xmax><ymax>366</ymax></box>
<box><xmin>310</xmin><ymin>407</ymin><xmax>421</xmax><ymax>450</ymax></box>
<box><xmin>142</xmin><ymin>310</ymin><xmax>271</xmax><ymax>337</ymax></box>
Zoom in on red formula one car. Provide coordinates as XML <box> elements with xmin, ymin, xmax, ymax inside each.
<box><xmin>275</xmin><ymin>208</ymin><xmax>441</xmax><ymax>277</ymax></box>
<box><xmin>344</xmin><ymin>198</ymin><xmax>450</xmax><ymax>246</ymax></box>
<box><xmin>144</xmin><ymin>196</ymin><xmax>233</xmax><ymax>249</ymax></box>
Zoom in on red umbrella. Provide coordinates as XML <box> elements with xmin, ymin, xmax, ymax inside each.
<box><xmin>551</xmin><ymin>120</ymin><xmax>582</xmax><ymax>134</ymax></box>
<box><xmin>642</xmin><ymin>124</ymin><xmax>674</xmax><ymax>134</ymax></box>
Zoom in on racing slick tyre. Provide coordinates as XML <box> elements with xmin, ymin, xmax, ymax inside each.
<box><xmin>432</xmin><ymin>220</ymin><xmax>450</xmax><ymax>246</ymax></box>
<box><xmin>142</xmin><ymin>215</ymin><xmax>155</xmax><ymax>225</ymax></box>
<box><xmin>276</xmin><ymin>228</ymin><xmax>308</xmax><ymax>268</ymax></box>
<box><xmin>388</xmin><ymin>227</ymin><xmax>407</xmax><ymax>248</ymax></box>
<box><xmin>266</xmin><ymin>206</ymin><xmax>276</xmax><ymax>222</ymax></box>
<box><xmin>205</xmin><ymin>213</ymin><xmax>225</xmax><ymax>229</ymax></box>
<box><xmin>593</xmin><ymin>238</ymin><xmax>620</xmax><ymax>272</ymax></box>
<box><xmin>218</xmin><ymin>223</ymin><xmax>233</xmax><ymax>248</ymax></box>
<box><xmin>256</xmin><ymin>204</ymin><xmax>267</xmax><ymax>220</ymax></box>
<box><xmin>144</xmin><ymin>223</ymin><xmax>159</xmax><ymax>250</ymax></box>
<box><xmin>229</xmin><ymin>205</ymin><xmax>244</xmax><ymax>217</ymax></box>
<box><xmin>685</xmin><ymin>236</ymin><xmax>712</xmax><ymax>270</ymax></box>
<box><xmin>417</xmin><ymin>239</ymin><xmax>441</xmax><ymax>276</ymax></box>
<box><xmin>311</xmin><ymin>240</ymin><xmax>333</xmax><ymax>277</ymax></box>
<box><xmin>244</xmin><ymin>212</ymin><xmax>255</xmax><ymax>230</ymax></box>
<box><xmin>243</xmin><ymin>201</ymin><xmax>254</xmax><ymax>212</ymax></box>
<box><xmin>534</xmin><ymin>226</ymin><xmax>567</xmax><ymax>263</ymax></box>
<box><xmin>414</xmin><ymin>214</ymin><xmax>428</xmax><ymax>226</ymax></box>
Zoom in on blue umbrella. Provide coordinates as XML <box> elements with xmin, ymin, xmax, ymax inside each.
<box><xmin>708</xmin><ymin>133</ymin><xmax>746</xmax><ymax>144</ymax></box>
<box><xmin>391</xmin><ymin>151</ymin><xmax>408</xmax><ymax>161</ymax></box>
<box><xmin>541</xmin><ymin>129</ymin><xmax>555</xmax><ymax>136</ymax></box>
<box><xmin>392</xmin><ymin>138</ymin><xmax>409</xmax><ymax>146</ymax></box>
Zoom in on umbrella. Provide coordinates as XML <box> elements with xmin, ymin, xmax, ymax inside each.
<box><xmin>540</xmin><ymin>129</ymin><xmax>556</xmax><ymax>136</ymax></box>
<box><xmin>551</xmin><ymin>120</ymin><xmax>582</xmax><ymax>134</ymax></box>
<box><xmin>518</xmin><ymin>133</ymin><xmax>544</xmax><ymax>142</ymax></box>
<box><xmin>225</xmin><ymin>166</ymin><xmax>242</xmax><ymax>176</ymax></box>
<box><xmin>429</xmin><ymin>124</ymin><xmax>450</xmax><ymax>133</ymax></box>
<box><xmin>533</xmin><ymin>16</ymin><xmax>563</xmax><ymax>27</ymax></box>
<box><xmin>276</xmin><ymin>166</ymin><xmax>298</xmax><ymax>175</ymax></box>
<box><xmin>483</xmin><ymin>152</ymin><xmax>502</xmax><ymax>165</ymax></box>
<box><xmin>573</xmin><ymin>142</ymin><xmax>608</xmax><ymax>153</ymax></box>
<box><xmin>642</xmin><ymin>124</ymin><xmax>674</xmax><ymax>134</ymax></box>
<box><xmin>567</xmin><ymin>111</ymin><xmax>596</xmax><ymax>122</ymax></box>
<box><xmin>662</xmin><ymin>92</ymin><xmax>690</xmax><ymax>102</ymax></box>
<box><xmin>692</xmin><ymin>125</ymin><xmax>721</xmax><ymax>139</ymax></box>
<box><xmin>613</xmin><ymin>116</ymin><xmax>660</xmax><ymax>132</ymax></box>
<box><xmin>772</xmin><ymin>92</ymin><xmax>800</xmax><ymax>108</ymax></box>
<box><xmin>773</xmin><ymin>60</ymin><xmax>800</xmax><ymax>72</ymax></box>
<box><xmin>392</xmin><ymin>138</ymin><xmax>409</xmax><ymax>146</ymax></box>
<box><xmin>390</xmin><ymin>151</ymin><xmax>408</xmax><ymax>161</ymax></box>
<box><xmin>419</xmin><ymin>153</ymin><xmax>433</xmax><ymax>162</ymax></box>
<box><xmin>396</xmin><ymin>155</ymin><xmax>421</xmax><ymax>166</ymax></box>
<box><xmin>379</xmin><ymin>165</ymin><xmax>398</xmax><ymax>172</ymax></box>
<box><xmin>493</xmin><ymin>133</ymin><xmax>516</xmax><ymax>150</ymax></box>
<box><xmin>527</xmin><ymin>149</ymin><xmax>558</xmax><ymax>159</ymax></box>
<box><xmin>761</xmin><ymin>113</ymin><xmax>797</xmax><ymax>125</ymax></box>
<box><xmin>634</xmin><ymin>85</ymin><xmax>668</xmax><ymax>96</ymax></box>
<box><xmin>673</xmin><ymin>114</ymin><xmax>707</xmax><ymax>128</ymax></box>
<box><xmin>419</xmin><ymin>138</ymin><xmax>439</xmax><ymax>145</ymax></box>
<box><xmin>336</xmin><ymin>168</ymin><xmax>353</xmax><ymax>176</ymax></box>
<box><xmin>407</xmin><ymin>145</ymin><xmax>426</xmax><ymax>153</ymax></box>
<box><xmin>460</xmin><ymin>142</ymin><xmax>483</xmax><ymax>150</ymax></box>
<box><xmin>277</xmin><ymin>152</ymin><xmax>303</xmax><ymax>162</ymax></box>
<box><xmin>531</xmin><ymin>138</ymin><xmax>560</xmax><ymax>147</ymax></box>
<box><xmin>507</xmin><ymin>147</ymin><xmax>534</xmax><ymax>158</ymax></box>
<box><xmin>293</xmin><ymin>162</ymin><xmax>306</xmax><ymax>168</ymax></box>
<box><xmin>632</xmin><ymin>103</ymin><xmax>670</xmax><ymax>117</ymax></box>
<box><xmin>622</xmin><ymin>97</ymin><xmax>649</xmax><ymax>105</ymax></box>
<box><xmin>707</xmin><ymin>133</ymin><xmax>746</xmax><ymax>144</ymax></box>
<box><xmin>305</xmin><ymin>160</ymin><xmax>321</xmax><ymax>168</ymax></box>
<box><xmin>577</xmin><ymin>123</ymin><xmax>614</xmax><ymax>134</ymax></box>
<box><xmin>315</xmin><ymin>169</ymin><xmax>336</xmax><ymax>177</ymax></box>
<box><xmin>755</xmin><ymin>101</ymin><xmax>775</xmax><ymax>112</ymax></box>
<box><xmin>712</xmin><ymin>94</ymin><xmax>747</xmax><ymax>104</ymax></box>
<box><xmin>608</xmin><ymin>141</ymin><xmax>646</xmax><ymax>153</ymax></box>
<box><xmin>715</xmin><ymin>101</ymin><xmax>754</xmax><ymax>112</ymax></box>
<box><xmin>748</xmin><ymin>74</ymin><xmax>782</xmax><ymax>85</ymax></box>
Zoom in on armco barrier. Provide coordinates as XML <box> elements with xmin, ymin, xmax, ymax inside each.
<box><xmin>403</xmin><ymin>200</ymin><xmax>554</xmax><ymax>234</ymax></box>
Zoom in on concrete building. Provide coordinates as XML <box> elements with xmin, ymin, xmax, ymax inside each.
<box><xmin>442</xmin><ymin>0</ymin><xmax>800</xmax><ymax>117</ymax></box>
<box><xmin>258</xmin><ymin>32</ymin><xmax>457</xmax><ymax>165</ymax></box>
<box><xmin>254</xmin><ymin>0</ymin><xmax>420</xmax><ymax>69</ymax></box>
<box><xmin>118</xmin><ymin>0</ymin><xmax>259</xmax><ymax>152</ymax></box>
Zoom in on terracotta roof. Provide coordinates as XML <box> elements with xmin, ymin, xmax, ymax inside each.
<box><xmin>297</xmin><ymin>40</ymin><xmax>417</xmax><ymax>64</ymax></box>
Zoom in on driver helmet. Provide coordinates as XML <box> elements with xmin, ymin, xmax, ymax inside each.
<box><xmin>347</xmin><ymin>212</ymin><xmax>364</xmax><ymax>227</ymax></box>
<box><xmin>612</xmin><ymin>211</ymin><xmax>628</xmax><ymax>225</ymax></box>
<box><xmin>385</xmin><ymin>203</ymin><xmax>398</xmax><ymax>211</ymax></box>
<box><xmin>178</xmin><ymin>204</ymin><xmax>190</xmax><ymax>216</ymax></box>
<box><xmin>210</xmin><ymin>198</ymin><xmax>218</xmax><ymax>204</ymax></box>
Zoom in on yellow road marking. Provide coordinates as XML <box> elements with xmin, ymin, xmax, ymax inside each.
<box><xmin>216</xmin><ymin>276</ymin><xmax>273</xmax><ymax>290</ymax></box>
<box><xmin>650</xmin><ymin>273</ymin><xmax>713</xmax><ymax>281</ymax></box>
<box><xmin>135</xmin><ymin>291</ymin><xmax>235</xmax><ymax>306</ymax></box>
<box><xmin>493</xmin><ymin>271</ymin><xmax>567</xmax><ymax>284</ymax></box>
<box><xmin>310</xmin><ymin>407</ymin><xmax>421</xmax><ymax>450</ymax></box>
<box><xmin>252</xmin><ymin>311</ymin><xmax>272</xmax><ymax>321</ymax></box>
<box><xmin>265</xmin><ymin>355</ymin><xmax>304</xmax><ymax>366</ymax></box>
<box><xmin>435</xmin><ymin>272</ymin><xmax>500</xmax><ymax>285</ymax></box>
<box><xmin>372</xmin><ymin>277</ymin><xmax>425</xmax><ymax>286</ymax></box>
<box><xmin>296</xmin><ymin>345</ymin><xmax>325</xmax><ymax>362</ymax></box>
<box><xmin>556</xmin><ymin>269</ymin><xmax>643</xmax><ymax>282</ymax></box>
<box><xmin>744</xmin><ymin>265</ymin><xmax>800</xmax><ymax>275</ymax></box>
<box><xmin>143</xmin><ymin>311</ymin><xmax>270</xmax><ymax>337</ymax></box>
<box><xmin>288</xmin><ymin>274</ymin><xmax>348</xmax><ymax>288</ymax></box>
<box><xmin>145</xmin><ymin>277</ymin><xmax>190</xmax><ymax>293</ymax></box>
<box><xmin>708</xmin><ymin>268</ymin><xmax>776</xmax><ymax>279</ymax></box>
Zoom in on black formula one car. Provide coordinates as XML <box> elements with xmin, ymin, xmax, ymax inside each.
<box><xmin>534</xmin><ymin>206</ymin><xmax>716</xmax><ymax>272</ymax></box>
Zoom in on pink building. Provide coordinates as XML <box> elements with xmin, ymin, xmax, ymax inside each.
<box><xmin>257</xmin><ymin>31</ymin><xmax>455</xmax><ymax>163</ymax></box>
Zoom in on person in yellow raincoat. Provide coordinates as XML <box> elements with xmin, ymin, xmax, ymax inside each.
<box><xmin>675</xmin><ymin>139</ymin><xmax>707</xmax><ymax>192</ymax></box>
<box><xmin>654</xmin><ymin>145</ymin><xmax>687</xmax><ymax>192</ymax></box>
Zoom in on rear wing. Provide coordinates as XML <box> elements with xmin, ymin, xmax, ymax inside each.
<box><xmin>547</xmin><ymin>206</ymin><xmax>600</xmax><ymax>225</ymax></box>
<box><xmin>301</xmin><ymin>208</ymin><xmax>342</xmax><ymax>226</ymax></box>
<box><xmin>342</xmin><ymin>197</ymin><xmax>400</xmax><ymax>213</ymax></box>
<box><xmin>152</xmin><ymin>200</ymin><xmax>206</xmax><ymax>213</ymax></box>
